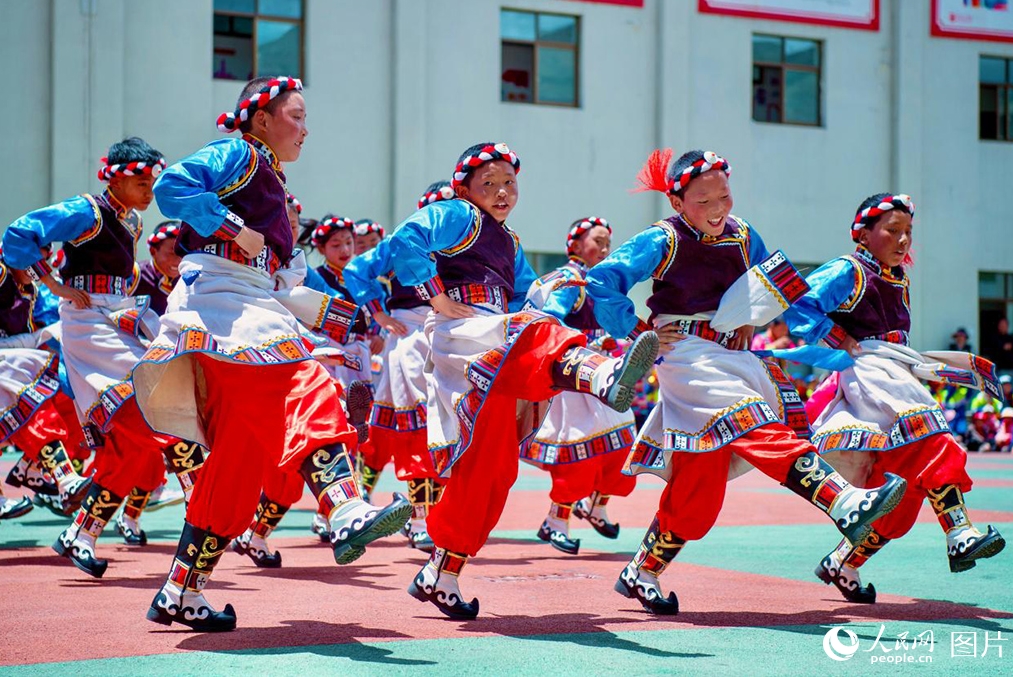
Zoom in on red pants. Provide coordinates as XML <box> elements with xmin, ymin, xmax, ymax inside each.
<box><xmin>657</xmin><ymin>423</ymin><xmax>809</xmax><ymax>541</ymax></box>
<box><xmin>52</xmin><ymin>392</ymin><xmax>89</xmax><ymax>460</ymax></box>
<box><xmin>371</xmin><ymin>427</ymin><xmax>435</xmax><ymax>480</ymax></box>
<box><xmin>356</xmin><ymin>434</ymin><xmax>391</xmax><ymax>472</ymax></box>
<box><xmin>548</xmin><ymin>451</ymin><xmax>636</xmax><ymax>504</ymax></box>
<box><xmin>867</xmin><ymin>433</ymin><xmax>970</xmax><ymax>539</ymax></box>
<box><xmin>91</xmin><ymin>398</ymin><xmax>172</xmax><ymax>496</ymax></box>
<box><xmin>187</xmin><ymin>356</ymin><xmax>355</xmax><ymax>538</ymax></box>
<box><xmin>9</xmin><ymin>398</ymin><xmax>69</xmax><ymax>461</ymax></box>
<box><xmin>427</xmin><ymin>321</ymin><xmax>584</xmax><ymax>556</ymax></box>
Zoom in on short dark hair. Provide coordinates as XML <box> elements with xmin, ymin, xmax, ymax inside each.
<box><xmin>667</xmin><ymin>150</ymin><xmax>706</xmax><ymax>198</ymax></box>
<box><xmin>106</xmin><ymin>137</ymin><xmax>162</xmax><ymax>166</ymax></box>
<box><xmin>297</xmin><ymin>217</ymin><xmax>318</xmax><ymax>247</ymax></box>
<box><xmin>236</xmin><ymin>77</ymin><xmax>297</xmax><ymax>134</ymax></box>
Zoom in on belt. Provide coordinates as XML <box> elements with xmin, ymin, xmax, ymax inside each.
<box><xmin>202</xmin><ymin>242</ymin><xmax>281</xmax><ymax>276</ymax></box>
<box><xmin>66</xmin><ymin>275</ymin><xmax>129</xmax><ymax>295</ymax></box>
<box><xmin>659</xmin><ymin>319</ymin><xmax>735</xmax><ymax>348</ymax></box>
<box><xmin>447</xmin><ymin>284</ymin><xmax>508</xmax><ymax>313</ymax></box>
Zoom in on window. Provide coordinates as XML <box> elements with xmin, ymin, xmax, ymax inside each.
<box><xmin>501</xmin><ymin>9</ymin><xmax>579</xmax><ymax>107</ymax></box>
<box><xmin>527</xmin><ymin>251</ymin><xmax>570</xmax><ymax>277</ymax></box>
<box><xmin>980</xmin><ymin>56</ymin><xmax>1013</xmax><ymax>141</ymax></box>
<box><xmin>752</xmin><ymin>34</ymin><xmax>821</xmax><ymax>126</ymax></box>
<box><xmin>979</xmin><ymin>272</ymin><xmax>1013</xmax><ymax>358</ymax></box>
<box><xmin>213</xmin><ymin>0</ymin><xmax>304</xmax><ymax>82</ymax></box>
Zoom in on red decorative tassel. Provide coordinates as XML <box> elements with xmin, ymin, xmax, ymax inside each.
<box><xmin>633</xmin><ymin>148</ymin><xmax>674</xmax><ymax>194</ymax></box>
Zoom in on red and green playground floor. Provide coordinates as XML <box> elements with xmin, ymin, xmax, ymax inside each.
<box><xmin>1</xmin><ymin>451</ymin><xmax>1011</xmax><ymax>676</ymax></box>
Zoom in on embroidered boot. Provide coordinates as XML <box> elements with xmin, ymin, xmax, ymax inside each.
<box><xmin>407</xmin><ymin>547</ymin><xmax>479</xmax><ymax>619</ymax></box>
<box><xmin>573</xmin><ymin>491</ymin><xmax>620</xmax><ymax>539</ymax></box>
<box><xmin>0</xmin><ymin>484</ymin><xmax>33</xmax><ymax>520</ymax></box>
<box><xmin>37</xmin><ymin>441</ymin><xmax>91</xmax><ymax>515</ymax></box>
<box><xmin>162</xmin><ymin>440</ymin><xmax>206</xmax><ymax>506</ymax></box>
<box><xmin>927</xmin><ymin>485</ymin><xmax>1006</xmax><ymax>573</ymax></box>
<box><xmin>115</xmin><ymin>487</ymin><xmax>150</xmax><ymax>546</ymax></box>
<box><xmin>232</xmin><ymin>493</ymin><xmax>288</xmax><ymax>568</ymax></box>
<box><xmin>815</xmin><ymin>530</ymin><xmax>888</xmax><ymax>604</ymax></box>
<box><xmin>145</xmin><ymin>481</ymin><xmax>186</xmax><ymax>512</ymax></box>
<box><xmin>311</xmin><ymin>509</ymin><xmax>331</xmax><ymax>543</ymax></box>
<box><xmin>537</xmin><ymin>502</ymin><xmax>580</xmax><ymax>555</ymax></box>
<box><xmin>550</xmin><ymin>332</ymin><xmax>659</xmax><ymax>413</ymax></box>
<box><xmin>406</xmin><ymin>478</ymin><xmax>435</xmax><ymax>553</ymax></box>
<box><xmin>301</xmin><ymin>444</ymin><xmax>411</xmax><ymax>565</ymax></box>
<box><xmin>6</xmin><ymin>455</ymin><xmax>58</xmax><ymax>496</ymax></box>
<box><xmin>359</xmin><ymin>464</ymin><xmax>383</xmax><ymax>505</ymax></box>
<box><xmin>783</xmin><ymin>452</ymin><xmax>906</xmax><ymax>545</ymax></box>
<box><xmin>52</xmin><ymin>483</ymin><xmax>123</xmax><ymax>578</ymax></box>
<box><xmin>614</xmin><ymin>516</ymin><xmax>682</xmax><ymax>615</ymax></box>
<box><xmin>147</xmin><ymin>522</ymin><xmax>237</xmax><ymax>631</ymax></box>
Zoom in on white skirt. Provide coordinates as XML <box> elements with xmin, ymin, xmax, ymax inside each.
<box><xmin>317</xmin><ymin>337</ymin><xmax>372</xmax><ymax>388</ymax></box>
<box><xmin>369</xmin><ymin>306</ymin><xmax>430</xmax><ymax>433</ymax></box>
<box><xmin>521</xmin><ymin>390</ymin><xmax>635</xmax><ymax>466</ymax></box>
<box><xmin>425</xmin><ymin>308</ymin><xmax>559</xmax><ymax>477</ymax></box>
<box><xmin>0</xmin><ymin>348</ymin><xmax>61</xmax><ymax>443</ymax></box>
<box><xmin>626</xmin><ymin>335</ymin><xmax>808</xmax><ymax>481</ymax></box>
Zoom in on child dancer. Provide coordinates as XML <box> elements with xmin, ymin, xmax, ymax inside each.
<box><xmin>522</xmin><ymin>217</ymin><xmax>637</xmax><ymax>553</ymax></box>
<box><xmin>353</xmin><ymin>219</ymin><xmax>385</xmax><ymax>256</ymax></box>
<box><xmin>132</xmin><ymin>77</ymin><xmax>409</xmax><ymax>631</ymax></box>
<box><xmin>585</xmin><ymin>149</ymin><xmax>907</xmax><ymax>615</ymax></box>
<box><xmin>385</xmin><ymin>142</ymin><xmax>659</xmax><ymax>619</ymax></box>
<box><xmin>790</xmin><ymin>193</ymin><xmax>1005</xmax><ymax>603</ymax></box>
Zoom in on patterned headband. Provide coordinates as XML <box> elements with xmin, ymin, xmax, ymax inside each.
<box><xmin>286</xmin><ymin>193</ymin><xmax>302</xmax><ymax>214</ymax></box>
<box><xmin>217</xmin><ymin>77</ymin><xmax>303</xmax><ymax>133</ymax></box>
<box><xmin>97</xmin><ymin>157</ymin><xmax>165</xmax><ymax>183</ymax></box>
<box><xmin>671</xmin><ymin>151</ymin><xmax>731</xmax><ymax>194</ymax></box>
<box><xmin>354</xmin><ymin>221</ymin><xmax>385</xmax><ymax>238</ymax></box>
<box><xmin>852</xmin><ymin>194</ymin><xmax>914</xmax><ymax>238</ymax></box>
<box><xmin>147</xmin><ymin>223</ymin><xmax>180</xmax><ymax>247</ymax></box>
<box><xmin>312</xmin><ymin>216</ymin><xmax>354</xmax><ymax>248</ymax></box>
<box><xmin>635</xmin><ymin>149</ymin><xmax>730</xmax><ymax>196</ymax></box>
<box><xmin>451</xmin><ymin>143</ymin><xmax>520</xmax><ymax>188</ymax></box>
<box><xmin>566</xmin><ymin>217</ymin><xmax>611</xmax><ymax>254</ymax></box>
<box><xmin>418</xmin><ymin>184</ymin><xmax>455</xmax><ymax>210</ymax></box>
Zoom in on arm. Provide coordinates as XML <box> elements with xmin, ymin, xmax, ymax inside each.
<box><xmin>585</xmin><ymin>227</ymin><xmax>668</xmax><ymax>339</ymax></box>
<box><xmin>344</xmin><ymin>239</ymin><xmax>394</xmax><ymax>313</ymax></box>
<box><xmin>537</xmin><ymin>268</ymin><xmax>582</xmax><ymax>321</ymax></box>
<box><xmin>785</xmin><ymin>258</ymin><xmax>860</xmax><ymax>349</ymax></box>
<box><xmin>509</xmin><ymin>240</ymin><xmax>539</xmax><ymax>313</ymax></box>
<box><xmin>2</xmin><ymin>196</ymin><xmax>101</xmax><ymax>278</ymax></box>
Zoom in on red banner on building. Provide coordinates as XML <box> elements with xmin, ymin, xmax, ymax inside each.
<box><xmin>932</xmin><ymin>0</ymin><xmax>1013</xmax><ymax>44</ymax></box>
<box><xmin>699</xmin><ymin>0</ymin><xmax>879</xmax><ymax>31</ymax></box>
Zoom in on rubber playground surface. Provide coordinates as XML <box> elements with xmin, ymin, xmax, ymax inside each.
<box><xmin>1</xmin><ymin>451</ymin><xmax>1011</xmax><ymax>676</ymax></box>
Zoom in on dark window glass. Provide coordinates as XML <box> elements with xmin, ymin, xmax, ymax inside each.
<box><xmin>501</xmin><ymin>9</ymin><xmax>579</xmax><ymax>107</ymax></box>
<box><xmin>213</xmin><ymin>0</ymin><xmax>303</xmax><ymax>81</ymax></box>
<box><xmin>752</xmin><ymin>33</ymin><xmax>820</xmax><ymax>126</ymax></box>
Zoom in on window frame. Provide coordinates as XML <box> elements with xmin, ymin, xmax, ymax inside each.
<box><xmin>751</xmin><ymin>33</ymin><xmax>823</xmax><ymax>127</ymax></box>
<box><xmin>213</xmin><ymin>0</ymin><xmax>306</xmax><ymax>83</ymax></box>
<box><xmin>979</xmin><ymin>55</ymin><xmax>1013</xmax><ymax>142</ymax></box>
<box><xmin>500</xmin><ymin>8</ymin><xmax>581</xmax><ymax>108</ymax></box>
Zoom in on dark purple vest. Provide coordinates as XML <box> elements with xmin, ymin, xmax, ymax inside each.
<box><xmin>59</xmin><ymin>192</ymin><xmax>141</xmax><ymax>280</ymax></box>
<box><xmin>646</xmin><ymin>216</ymin><xmax>751</xmax><ymax>320</ymax></box>
<box><xmin>133</xmin><ymin>259</ymin><xmax>172</xmax><ymax>316</ymax></box>
<box><xmin>435</xmin><ymin>206</ymin><xmax>517</xmax><ymax>300</ymax></box>
<box><xmin>0</xmin><ymin>264</ymin><xmax>35</xmax><ymax>338</ymax></box>
<box><xmin>828</xmin><ymin>248</ymin><xmax>911</xmax><ymax>340</ymax></box>
<box><xmin>318</xmin><ymin>264</ymin><xmax>369</xmax><ymax>335</ymax></box>
<box><xmin>387</xmin><ymin>274</ymin><xmax>427</xmax><ymax>311</ymax></box>
<box><xmin>176</xmin><ymin>137</ymin><xmax>294</xmax><ymax>266</ymax></box>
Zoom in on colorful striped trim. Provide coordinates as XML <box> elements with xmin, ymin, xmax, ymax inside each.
<box><xmin>364</xmin><ymin>298</ymin><xmax>386</xmax><ymax>317</ymax></box>
<box><xmin>823</xmin><ymin>323</ymin><xmax>849</xmax><ymax>349</ymax></box>
<box><xmin>763</xmin><ymin>358</ymin><xmax>812</xmax><ymax>440</ymax></box>
<box><xmin>26</xmin><ymin>259</ymin><xmax>53</xmax><ymax>282</ymax></box>
<box><xmin>864</xmin><ymin>330</ymin><xmax>909</xmax><ymax>345</ymax></box>
<box><xmin>85</xmin><ymin>379</ymin><xmax>135</xmax><ymax>432</ymax></box>
<box><xmin>437</xmin><ymin>206</ymin><xmax>482</xmax><ymax>256</ymax></box>
<box><xmin>837</xmin><ymin>257</ymin><xmax>867</xmax><ymax>313</ymax></box>
<box><xmin>447</xmin><ymin>284</ymin><xmax>508</xmax><ymax>313</ymax></box>
<box><xmin>168</xmin><ymin>559</ymin><xmax>190</xmax><ymax>587</ymax></box>
<box><xmin>649</xmin><ymin>221</ymin><xmax>678</xmax><ymax>278</ymax></box>
<box><xmin>756</xmin><ymin>250</ymin><xmax>809</xmax><ymax>307</ymax></box>
<box><xmin>549</xmin><ymin>503</ymin><xmax>572</xmax><ymax>520</ymax></box>
<box><xmin>521</xmin><ymin>422</ymin><xmax>635</xmax><ymax>466</ymax></box>
<box><xmin>212</xmin><ymin>211</ymin><xmax>245</xmax><ymax>240</ymax></box>
<box><xmin>218</xmin><ymin>149</ymin><xmax>259</xmax><ymax>198</ymax></box>
<box><xmin>137</xmin><ymin>326</ymin><xmax>314</xmax><ymax>370</ymax></box>
<box><xmin>65</xmin><ymin>275</ymin><xmax>129</xmax><ymax>295</ymax></box>
<box><xmin>812</xmin><ymin>475</ymin><xmax>846</xmax><ymax>512</ymax></box>
<box><xmin>314</xmin><ymin>296</ymin><xmax>358</xmax><ymax>344</ymax></box>
<box><xmin>0</xmin><ymin>354</ymin><xmax>60</xmax><ymax>443</ymax></box>
<box><xmin>628</xmin><ymin>318</ymin><xmax>652</xmax><ymax>340</ymax></box>
<box><xmin>202</xmin><ymin>241</ymin><xmax>280</xmax><ymax>276</ymax></box>
<box><xmin>812</xmin><ymin>407</ymin><xmax>949</xmax><ymax>453</ymax></box>
<box><xmin>320</xmin><ymin>478</ymin><xmax>360</xmax><ymax>515</ymax></box>
<box><xmin>66</xmin><ymin>194</ymin><xmax>104</xmax><ymax>248</ymax></box>
<box><xmin>439</xmin><ymin>550</ymin><xmax>468</xmax><ymax>576</ymax></box>
<box><xmin>369</xmin><ymin>400</ymin><xmax>427</xmax><ymax>432</ymax></box>
<box><xmin>659</xmin><ymin>319</ymin><xmax>735</xmax><ymax>348</ymax></box>
<box><xmin>414</xmin><ymin>275</ymin><xmax>446</xmax><ymax>302</ymax></box>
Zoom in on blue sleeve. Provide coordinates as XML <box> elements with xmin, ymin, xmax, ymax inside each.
<box><xmin>32</xmin><ymin>285</ymin><xmax>61</xmax><ymax>327</ymax></box>
<box><xmin>152</xmin><ymin>139</ymin><xmax>252</xmax><ymax>237</ymax></box>
<box><xmin>388</xmin><ymin>200</ymin><xmax>478</xmax><ymax>288</ymax></box>
<box><xmin>509</xmin><ymin>241</ymin><xmax>539</xmax><ymax>313</ymax></box>
<box><xmin>744</xmin><ymin>220</ymin><xmax>771</xmax><ymax>266</ymax></box>
<box><xmin>302</xmin><ymin>265</ymin><xmax>332</xmax><ymax>295</ymax></box>
<box><xmin>540</xmin><ymin>269</ymin><xmax>582</xmax><ymax>321</ymax></box>
<box><xmin>586</xmin><ymin>228</ymin><xmax>668</xmax><ymax>338</ymax></box>
<box><xmin>344</xmin><ymin>239</ymin><xmax>393</xmax><ymax>308</ymax></box>
<box><xmin>1</xmin><ymin>196</ymin><xmax>100</xmax><ymax>270</ymax></box>
<box><xmin>786</xmin><ymin>258</ymin><xmax>858</xmax><ymax>343</ymax></box>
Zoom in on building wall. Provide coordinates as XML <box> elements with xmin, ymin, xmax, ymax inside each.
<box><xmin>2</xmin><ymin>0</ymin><xmax>1012</xmax><ymax>349</ymax></box>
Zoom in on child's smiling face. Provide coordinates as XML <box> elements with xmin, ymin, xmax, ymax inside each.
<box><xmin>668</xmin><ymin>170</ymin><xmax>733</xmax><ymax>236</ymax></box>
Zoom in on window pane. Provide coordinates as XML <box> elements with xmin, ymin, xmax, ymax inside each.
<box><xmin>214</xmin><ymin>0</ymin><xmax>255</xmax><ymax>13</ymax></box>
<box><xmin>501</xmin><ymin>10</ymin><xmax>536</xmax><ymax>41</ymax></box>
<box><xmin>213</xmin><ymin>13</ymin><xmax>231</xmax><ymax>33</ymax></box>
<box><xmin>213</xmin><ymin>24</ymin><xmax>253</xmax><ymax>80</ymax></box>
<box><xmin>260</xmin><ymin>0</ymin><xmax>302</xmax><ymax>19</ymax></box>
<box><xmin>784</xmin><ymin>38</ymin><xmax>819</xmax><ymax>67</ymax></box>
<box><xmin>502</xmin><ymin>43</ymin><xmax>534</xmax><ymax>103</ymax></box>
<box><xmin>752</xmin><ymin>34</ymin><xmax>782</xmax><ymax>63</ymax></box>
<box><xmin>752</xmin><ymin>65</ymin><xmax>782</xmax><ymax>122</ymax></box>
<box><xmin>537</xmin><ymin>46</ymin><xmax>576</xmax><ymax>105</ymax></box>
<box><xmin>1007</xmin><ymin>87</ymin><xmax>1013</xmax><ymax>140</ymax></box>
<box><xmin>981</xmin><ymin>272</ymin><xmax>1003</xmax><ymax>298</ymax></box>
<box><xmin>538</xmin><ymin>14</ymin><xmax>577</xmax><ymax>44</ymax></box>
<box><xmin>784</xmin><ymin>69</ymin><xmax>819</xmax><ymax>124</ymax></box>
<box><xmin>981</xmin><ymin>85</ymin><xmax>999</xmax><ymax>139</ymax></box>
<box><xmin>980</xmin><ymin>56</ymin><xmax>1006</xmax><ymax>84</ymax></box>
<box><xmin>258</xmin><ymin>19</ymin><xmax>301</xmax><ymax>78</ymax></box>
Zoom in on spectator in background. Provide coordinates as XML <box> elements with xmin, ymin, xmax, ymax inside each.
<box><xmin>751</xmin><ymin>316</ymin><xmax>796</xmax><ymax>351</ymax></box>
<box><xmin>948</xmin><ymin>327</ymin><xmax>972</xmax><ymax>353</ymax></box>
<box><xmin>967</xmin><ymin>406</ymin><xmax>999</xmax><ymax>452</ymax></box>
<box><xmin>985</xmin><ymin>317</ymin><xmax>1013</xmax><ymax>373</ymax></box>
<box><xmin>995</xmin><ymin>408</ymin><xmax>1013</xmax><ymax>452</ymax></box>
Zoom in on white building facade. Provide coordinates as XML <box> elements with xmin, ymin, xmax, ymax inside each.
<box><xmin>2</xmin><ymin>0</ymin><xmax>1012</xmax><ymax>352</ymax></box>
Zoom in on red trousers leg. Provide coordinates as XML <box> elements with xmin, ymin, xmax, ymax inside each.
<box><xmin>427</xmin><ymin>321</ymin><xmax>585</xmax><ymax>556</ymax></box>
<box><xmin>53</xmin><ymin>392</ymin><xmax>89</xmax><ymax>460</ymax></box>
<box><xmin>278</xmin><ymin>361</ymin><xmax>357</xmax><ymax>472</ymax></box>
<box><xmin>382</xmin><ymin>427</ymin><xmax>436</xmax><ymax>480</ymax></box>
<box><xmin>357</xmin><ymin>434</ymin><xmax>391</xmax><ymax>470</ymax></box>
<box><xmin>593</xmin><ymin>450</ymin><xmax>637</xmax><ymax>497</ymax></box>
<box><xmin>8</xmin><ymin>399</ymin><xmax>69</xmax><ymax>461</ymax></box>
<box><xmin>867</xmin><ymin>433</ymin><xmax>971</xmax><ymax>540</ymax></box>
<box><xmin>548</xmin><ymin>462</ymin><xmax>598</xmax><ymax>504</ymax></box>
<box><xmin>263</xmin><ymin>464</ymin><xmax>306</xmax><ymax>507</ymax></box>
<box><xmin>92</xmin><ymin>398</ymin><xmax>172</xmax><ymax>496</ymax></box>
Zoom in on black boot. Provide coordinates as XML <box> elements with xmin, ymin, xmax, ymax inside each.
<box><xmin>408</xmin><ymin>547</ymin><xmax>480</xmax><ymax>619</ymax></box>
<box><xmin>815</xmin><ymin>530</ymin><xmax>887</xmax><ymax>604</ymax></box>
<box><xmin>301</xmin><ymin>444</ymin><xmax>411</xmax><ymax>565</ymax></box>
<box><xmin>615</xmin><ymin>516</ymin><xmax>681</xmax><ymax>615</ymax></box>
<box><xmin>783</xmin><ymin>452</ymin><xmax>906</xmax><ymax>545</ymax></box>
<box><xmin>928</xmin><ymin>484</ymin><xmax>1006</xmax><ymax>573</ymax></box>
<box><xmin>52</xmin><ymin>483</ymin><xmax>123</xmax><ymax>578</ymax></box>
<box><xmin>0</xmin><ymin>490</ymin><xmax>33</xmax><ymax>520</ymax></box>
<box><xmin>162</xmin><ymin>440</ymin><xmax>206</xmax><ymax>505</ymax></box>
<box><xmin>6</xmin><ymin>455</ymin><xmax>58</xmax><ymax>495</ymax></box>
<box><xmin>536</xmin><ymin>502</ymin><xmax>580</xmax><ymax>555</ymax></box>
<box><xmin>406</xmin><ymin>478</ymin><xmax>436</xmax><ymax>553</ymax></box>
<box><xmin>115</xmin><ymin>487</ymin><xmax>150</xmax><ymax>546</ymax></box>
<box><xmin>38</xmin><ymin>441</ymin><xmax>91</xmax><ymax>515</ymax></box>
<box><xmin>550</xmin><ymin>332</ymin><xmax>659</xmax><ymax>413</ymax></box>
<box><xmin>147</xmin><ymin>522</ymin><xmax>237</xmax><ymax>631</ymax></box>
<box><xmin>232</xmin><ymin>493</ymin><xmax>288</xmax><ymax>568</ymax></box>
<box><xmin>573</xmin><ymin>491</ymin><xmax>621</xmax><ymax>539</ymax></box>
